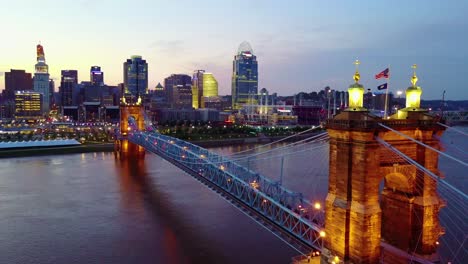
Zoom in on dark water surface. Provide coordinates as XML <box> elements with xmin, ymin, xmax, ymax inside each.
<box><xmin>0</xmin><ymin>127</ymin><xmax>466</xmax><ymax>263</ymax></box>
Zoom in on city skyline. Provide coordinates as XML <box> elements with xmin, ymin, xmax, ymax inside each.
<box><xmin>0</xmin><ymin>0</ymin><xmax>467</xmax><ymax>100</ymax></box>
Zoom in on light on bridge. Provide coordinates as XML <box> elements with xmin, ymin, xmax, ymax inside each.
<box><xmin>220</xmin><ymin>165</ymin><xmax>225</xmax><ymax>170</ymax></box>
<box><xmin>314</xmin><ymin>202</ymin><xmax>321</xmax><ymax>210</ymax></box>
<box><xmin>183</xmin><ymin>146</ymin><xmax>188</xmax><ymax>150</ymax></box>
<box><xmin>320</xmin><ymin>231</ymin><xmax>326</xmax><ymax>237</ymax></box>
<box><xmin>250</xmin><ymin>180</ymin><xmax>259</xmax><ymax>189</ymax></box>
<box><xmin>334</xmin><ymin>256</ymin><xmax>340</xmax><ymax>263</ymax></box>
<box><xmin>200</xmin><ymin>154</ymin><xmax>206</xmax><ymax>158</ymax></box>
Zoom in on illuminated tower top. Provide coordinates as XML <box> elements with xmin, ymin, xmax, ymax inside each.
<box><xmin>405</xmin><ymin>64</ymin><xmax>422</xmax><ymax>109</ymax></box>
<box><xmin>35</xmin><ymin>43</ymin><xmax>48</xmax><ymax>74</ymax></box>
<box><xmin>346</xmin><ymin>60</ymin><xmax>366</xmax><ymax>111</ymax></box>
<box><xmin>237</xmin><ymin>41</ymin><xmax>254</xmax><ymax>55</ymax></box>
<box><xmin>37</xmin><ymin>44</ymin><xmax>45</xmax><ymax>63</ymax></box>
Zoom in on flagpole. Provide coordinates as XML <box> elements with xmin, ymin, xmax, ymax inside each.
<box><xmin>383</xmin><ymin>65</ymin><xmax>390</xmax><ymax>118</ymax></box>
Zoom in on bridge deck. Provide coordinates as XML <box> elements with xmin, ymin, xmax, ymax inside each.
<box><xmin>129</xmin><ymin>131</ymin><xmax>325</xmax><ymax>254</ymax></box>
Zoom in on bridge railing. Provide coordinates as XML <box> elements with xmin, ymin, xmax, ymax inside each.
<box><xmin>129</xmin><ymin>131</ymin><xmax>325</xmax><ymax>251</ymax></box>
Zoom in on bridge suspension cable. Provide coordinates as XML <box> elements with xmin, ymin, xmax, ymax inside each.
<box><xmin>377</xmin><ymin>136</ymin><xmax>468</xmax><ymax>263</ymax></box>
<box><xmin>376</xmin><ymin>136</ymin><xmax>467</xmax><ymax>200</ymax></box>
<box><xmin>143</xmin><ymin>133</ymin><xmax>329</xmax><ymax>166</ymax></box>
<box><xmin>437</xmin><ymin>122</ymin><xmax>468</xmax><ymax>137</ymax></box>
<box><xmin>378</xmin><ymin>123</ymin><xmax>468</xmax><ymax>167</ymax></box>
<box><xmin>228</xmin><ymin>127</ymin><xmax>323</xmax><ymax>157</ymax></box>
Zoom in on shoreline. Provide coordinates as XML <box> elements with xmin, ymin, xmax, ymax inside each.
<box><xmin>0</xmin><ymin>131</ymin><xmax>324</xmax><ymax>158</ymax></box>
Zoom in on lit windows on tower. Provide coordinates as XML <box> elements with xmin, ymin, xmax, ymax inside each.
<box><xmin>232</xmin><ymin>41</ymin><xmax>258</xmax><ymax>110</ymax></box>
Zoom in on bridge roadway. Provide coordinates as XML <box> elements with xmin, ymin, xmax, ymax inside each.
<box><xmin>128</xmin><ymin>131</ymin><xmax>325</xmax><ymax>256</ymax></box>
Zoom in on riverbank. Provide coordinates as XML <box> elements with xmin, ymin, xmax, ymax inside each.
<box><xmin>0</xmin><ymin>130</ymin><xmax>324</xmax><ymax>158</ymax></box>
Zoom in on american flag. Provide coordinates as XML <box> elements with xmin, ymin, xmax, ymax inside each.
<box><xmin>375</xmin><ymin>68</ymin><xmax>389</xmax><ymax>79</ymax></box>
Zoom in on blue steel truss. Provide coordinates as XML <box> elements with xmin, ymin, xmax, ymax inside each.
<box><xmin>128</xmin><ymin>131</ymin><xmax>325</xmax><ymax>251</ymax></box>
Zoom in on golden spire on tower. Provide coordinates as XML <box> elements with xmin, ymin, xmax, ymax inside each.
<box><xmin>353</xmin><ymin>59</ymin><xmax>360</xmax><ymax>83</ymax></box>
<box><xmin>411</xmin><ymin>64</ymin><xmax>418</xmax><ymax>87</ymax></box>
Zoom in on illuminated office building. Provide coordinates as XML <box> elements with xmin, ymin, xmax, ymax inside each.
<box><xmin>123</xmin><ymin>55</ymin><xmax>148</xmax><ymax>100</ymax></box>
<box><xmin>14</xmin><ymin>91</ymin><xmax>42</xmax><ymax>119</ymax></box>
<box><xmin>164</xmin><ymin>74</ymin><xmax>192</xmax><ymax>108</ymax></box>
<box><xmin>60</xmin><ymin>70</ymin><xmax>78</xmax><ymax>106</ymax></box>
<box><xmin>3</xmin><ymin>69</ymin><xmax>33</xmax><ymax>100</ymax></box>
<box><xmin>231</xmin><ymin>41</ymin><xmax>258</xmax><ymax>109</ymax></box>
<box><xmin>192</xmin><ymin>70</ymin><xmax>205</xmax><ymax>109</ymax></box>
<box><xmin>33</xmin><ymin>44</ymin><xmax>50</xmax><ymax>114</ymax></box>
<box><xmin>90</xmin><ymin>66</ymin><xmax>104</xmax><ymax>85</ymax></box>
<box><xmin>201</xmin><ymin>72</ymin><xmax>219</xmax><ymax>108</ymax></box>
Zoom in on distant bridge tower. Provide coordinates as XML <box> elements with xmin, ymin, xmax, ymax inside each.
<box><xmin>322</xmin><ymin>63</ymin><xmax>445</xmax><ymax>263</ymax></box>
<box><xmin>115</xmin><ymin>96</ymin><xmax>146</xmax><ymax>158</ymax></box>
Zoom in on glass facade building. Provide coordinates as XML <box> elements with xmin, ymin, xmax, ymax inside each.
<box><xmin>60</xmin><ymin>70</ymin><xmax>78</xmax><ymax>106</ymax></box>
<box><xmin>90</xmin><ymin>66</ymin><xmax>104</xmax><ymax>85</ymax></box>
<box><xmin>164</xmin><ymin>74</ymin><xmax>192</xmax><ymax>108</ymax></box>
<box><xmin>191</xmin><ymin>70</ymin><xmax>205</xmax><ymax>109</ymax></box>
<box><xmin>123</xmin><ymin>55</ymin><xmax>148</xmax><ymax>100</ymax></box>
<box><xmin>231</xmin><ymin>41</ymin><xmax>258</xmax><ymax>109</ymax></box>
<box><xmin>201</xmin><ymin>73</ymin><xmax>219</xmax><ymax>108</ymax></box>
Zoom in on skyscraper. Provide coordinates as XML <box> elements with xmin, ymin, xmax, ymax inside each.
<box><xmin>231</xmin><ymin>41</ymin><xmax>258</xmax><ymax>109</ymax></box>
<box><xmin>90</xmin><ymin>66</ymin><xmax>104</xmax><ymax>85</ymax></box>
<box><xmin>201</xmin><ymin>72</ymin><xmax>220</xmax><ymax>108</ymax></box>
<box><xmin>192</xmin><ymin>70</ymin><xmax>205</xmax><ymax>109</ymax></box>
<box><xmin>3</xmin><ymin>69</ymin><xmax>33</xmax><ymax>100</ymax></box>
<box><xmin>49</xmin><ymin>79</ymin><xmax>55</xmax><ymax>107</ymax></box>
<box><xmin>33</xmin><ymin>43</ymin><xmax>50</xmax><ymax>114</ymax></box>
<box><xmin>164</xmin><ymin>74</ymin><xmax>192</xmax><ymax>109</ymax></box>
<box><xmin>123</xmin><ymin>55</ymin><xmax>148</xmax><ymax>100</ymax></box>
<box><xmin>60</xmin><ymin>70</ymin><xmax>78</xmax><ymax>106</ymax></box>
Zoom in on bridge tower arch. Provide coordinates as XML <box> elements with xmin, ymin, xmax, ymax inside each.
<box><xmin>322</xmin><ymin>64</ymin><xmax>445</xmax><ymax>264</ymax></box>
<box><xmin>115</xmin><ymin>97</ymin><xmax>146</xmax><ymax>158</ymax></box>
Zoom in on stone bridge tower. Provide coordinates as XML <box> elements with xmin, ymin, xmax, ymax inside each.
<box><xmin>322</xmin><ymin>63</ymin><xmax>445</xmax><ymax>264</ymax></box>
<box><xmin>115</xmin><ymin>96</ymin><xmax>146</xmax><ymax>158</ymax></box>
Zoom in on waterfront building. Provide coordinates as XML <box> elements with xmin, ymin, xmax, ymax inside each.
<box><xmin>3</xmin><ymin>69</ymin><xmax>33</xmax><ymax>100</ymax></box>
<box><xmin>14</xmin><ymin>90</ymin><xmax>42</xmax><ymax>119</ymax></box>
<box><xmin>231</xmin><ymin>41</ymin><xmax>258</xmax><ymax>109</ymax></box>
<box><xmin>164</xmin><ymin>74</ymin><xmax>192</xmax><ymax>108</ymax></box>
<box><xmin>33</xmin><ymin>44</ymin><xmax>50</xmax><ymax>114</ymax></box>
<box><xmin>90</xmin><ymin>66</ymin><xmax>104</xmax><ymax>85</ymax></box>
<box><xmin>123</xmin><ymin>55</ymin><xmax>148</xmax><ymax>101</ymax></box>
<box><xmin>192</xmin><ymin>70</ymin><xmax>205</xmax><ymax>109</ymax></box>
<box><xmin>60</xmin><ymin>70</ymin><xmax>78</xmax><ymax>106</ymax></box>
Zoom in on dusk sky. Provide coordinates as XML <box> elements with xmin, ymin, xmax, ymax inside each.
<box><xmin>0</xmin><ymin>0</ymin><xmax>467</xmax><ymax>100</ymax></box>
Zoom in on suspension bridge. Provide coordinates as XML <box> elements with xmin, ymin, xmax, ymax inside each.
<box><xmin>114</xmin><ymin>69</ymin><xmax>467</xmax><ymax>263</ymax></box>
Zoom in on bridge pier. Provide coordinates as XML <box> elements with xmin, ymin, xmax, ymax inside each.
<box><xmin>322</xmin><ymin>65</ymin><xmax>445</xmax><ymax>264</ymax></box>
<box><xmin>115</xmin><ymin>101</ymin><xmax>146</xmax><ymax>159</ymax></box>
